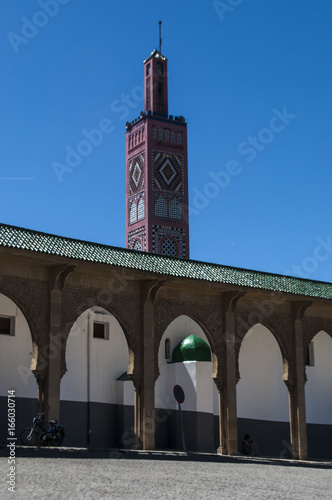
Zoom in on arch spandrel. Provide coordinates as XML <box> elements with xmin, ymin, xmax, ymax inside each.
<box><xmin>235</xmin><ymin>310</ymin><xmax>291</xmax><ymax>358</ymax></box>
<box><xmin>0</xmin><ymin>276</ymin><xmax>49</xmax><ymax>348</ymax></box>
<box><xmin>62</xmin><ymin>286</ymin><xmax>139</xmax><ymax>347</ymax></box>
<box><xmin>0</xmin><ymin>277</ymin><xmax>50</xmax><ymax>384</ymax></box>
<box><xmin>303</xmin><ymin>317</ymin><xmax>332</xmax><ymax>349</ymax></box>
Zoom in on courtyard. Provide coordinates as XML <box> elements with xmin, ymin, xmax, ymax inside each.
<box><xmin>0</xmin><ymin>448</ymin><xmax>331</xmax><ymax>499</ymax></box>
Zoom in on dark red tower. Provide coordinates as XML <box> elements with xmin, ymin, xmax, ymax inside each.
<box><xmin>125</xmin><ymin>44</ymin><xmax>189</xmax><ymax>258</ymax></box>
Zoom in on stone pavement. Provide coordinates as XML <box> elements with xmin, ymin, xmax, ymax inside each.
<box><xmin>0</xmin><ymin>448</ymin><xmax>331</xmax><ymax>499</ymax></box>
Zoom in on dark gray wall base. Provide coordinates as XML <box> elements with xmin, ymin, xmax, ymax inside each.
<box><xmin>60</xmin><ymin>401</ymin><xmax>134</xmax><ymax>449</ymax></box>
<box><xmin>9</xmin><ymin>397</ymin><xmax>329</xmax><ymax>459</ymax></box>
<box><xmin>155</xmin><ymin>409</ymin><xmax>216</xmax><ymax>452</ymax></box>
<box><xmin>237</xmin><ymin>418</ymin><xmax>291</xmax><ymax>458</ymax></box>
<box><xmin>238</xmin><ymin>418</ymin><xmax>332</xmax><ymax>459</ymax></box>
<box><xmin>0</xmin><ymin>396</ymin><xmax>38</xmax><ymax>446</ymax></box>
<box><xmin>307</xmin><ymin>422</ymin><xmax>332</xmax><ymax>459</ymax></box>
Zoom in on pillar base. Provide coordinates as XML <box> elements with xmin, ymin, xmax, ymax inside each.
<box><xmin>217</xmin><ymin>445</ymin><xmax>239</xmax><ymax>456</ymax></box>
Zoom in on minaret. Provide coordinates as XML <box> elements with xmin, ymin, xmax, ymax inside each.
<box><xmin>126</xmin><ymin>23</ymin><xmax>189</xmax><ymax>258</ymax></box>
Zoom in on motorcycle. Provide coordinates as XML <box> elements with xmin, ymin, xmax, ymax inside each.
<box><xmin>20</xmin><ymin>413</ymin><xmax>65</xmax><ymax>446</ymax></box>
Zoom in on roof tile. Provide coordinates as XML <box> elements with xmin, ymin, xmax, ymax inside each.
<box><xmin>0</xmin><ymin>223</ymin><xmax>331</xmax><ymax>299</ymax></box>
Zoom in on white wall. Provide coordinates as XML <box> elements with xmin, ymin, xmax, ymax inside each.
<box><xmin>155</xmin><ymin>315</ymin><xmax>218</xmax><ymax>414</ymax></box>
<box><xmin>305</xmin><ymin>331</ymin><xmax>332</xmax><ymax>424</ymax></box>
<box><xmin>196</xmin><ymin>362</ymin><xmax>215</xmax><ymax>414</ymax></box>
<box><xmin>61</xmin><ymin>307</ymin><xmax>131</xmax><ymax>405</ymax></box>
<box><xmin>116</xmin><ymin>380</ymin><xmax>135</xmax><ymax>406</ymax></box>
<box><xmin>237</xmin><ymin>324</ymin><xmax>289</xmax><ymax>422</ymax></box>
<box><xmin>0</xmin><ymin>293</ymin><xmax>37</xmax><ymax>398</ymax></box>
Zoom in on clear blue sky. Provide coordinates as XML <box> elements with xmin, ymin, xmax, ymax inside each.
<box><xmin>1</xmin><ymin>0</ymin><xmax>331</xmax><ymax>282</ymax></box>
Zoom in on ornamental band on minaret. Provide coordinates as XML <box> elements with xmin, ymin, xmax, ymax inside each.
<box><xmin>126</xmin><ymin>25</ymin><xmax>189</xmax><ymax>258</ymax></box>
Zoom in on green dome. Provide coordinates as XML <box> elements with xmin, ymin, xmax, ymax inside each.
<box><xmin>170</xmin><ymin>335</ymin><xmax>211</xmax><ymax>363</ymax></box>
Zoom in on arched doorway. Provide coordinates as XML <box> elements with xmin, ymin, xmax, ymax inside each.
<box><xmin>305</xmin><ymin>330</ymin><xmax>332</xmax><ymax>458</ymax></box>
<box><xmin>0</xmin><ymin>293</ymin><xmax>38</xmax><ymax>443</ymax></box>
<box><xmin>237</xmin><ymin>324</ymin><xmax>289</xmax><ymax>457</ymax></box>
<box><xmin>155</xmin><ymin>315</ymin><xmax>218</xmax><ymax>451</ymax></box>
<box><xmin>60</xmin><ymin>306</ymin><xmax>134</xmax><ymax>448</ymax></box>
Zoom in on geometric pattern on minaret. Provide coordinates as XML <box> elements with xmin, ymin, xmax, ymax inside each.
<box><xmin>126</xmin><ymin>48</ymin><xmax>189</xmax><ymax>258</ymax></box>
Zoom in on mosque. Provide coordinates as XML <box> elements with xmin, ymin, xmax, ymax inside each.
<box><xmin>0</xmin><ymin>39</ymin><xmax>332</xmax><ymax>459</ymax></box>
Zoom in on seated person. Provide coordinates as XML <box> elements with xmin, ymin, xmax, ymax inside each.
<box><xmin>243</xmin><ymin>434</ymin><xmax>260</xmax><ymax>456</ymax></box>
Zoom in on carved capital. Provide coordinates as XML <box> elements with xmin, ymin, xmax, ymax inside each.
<box><xmin>292</xmin><ymin>301</ymin><xmax>313</xmax><ymax>321</ymax></box>
<box><xmin>142</xmin><ymin>280</ymin><xmax>165</xmax><ymax>303</ymax></box>
<box><xmin>49</xmin><ymin>265</ymin><xmax>75</xmax><ymax>291</ymax></box>
<box><xmin>212</xmin><ymin>375</ymin><xmax>224</xmax><ymax>393</ymax></box>
<box><xmin>222</xmin><ymin>291</ymin><xmax>245</xmax><ymax>313</ymax></box>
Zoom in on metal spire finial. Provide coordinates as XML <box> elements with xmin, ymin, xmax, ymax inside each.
<box><xmin>158</xmin><ymin>20</ymin><xmax>162</xmax><ymax>54</ymax></box>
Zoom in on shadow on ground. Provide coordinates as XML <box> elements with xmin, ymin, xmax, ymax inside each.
<box><xmin>1</xmin><ymin>445</ymin><xmax>331</xmax><ymax>470</ymax></box>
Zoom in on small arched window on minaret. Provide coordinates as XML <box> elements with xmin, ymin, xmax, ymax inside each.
<box><xmin>155</xmin><ymin>196</ymin><xmax>167</xmax><ymax>218</ymax></box>
<box><xmin>137</xmin><ymin>197</ymin><xmax>145</xmax><ymax>221</ymax></box>
<box><xmin>130</xmin><ymin>201</ymin><xmax>137</xmax><ymax>224</ymax></box>
<box><xmin>146</xmin><ymin>77</ymin><xmax>151</xmax><ymax>110</ymax></box>
<box><xmin>169</xmin><ymin>198</ymin><xmax>182</xmax><ymax>220</ymax></box>
<box><xmin>156</xmin><ymin>61</ymin><xmax>164</xmax><ymax>113</ymax></box>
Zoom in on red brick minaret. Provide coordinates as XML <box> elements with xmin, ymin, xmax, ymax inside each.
<box><xmin>126</xmin><ymin>27</ymin><xmax>189</xmax><ymax>258</ymax></box>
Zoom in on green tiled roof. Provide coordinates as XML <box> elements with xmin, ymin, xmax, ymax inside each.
<box><xmin>0</xmin><ymin>223</ymin><xmax>331</xmax><ymax>300</ymax></box>
<box><xmin>116</xmin><ymin>372</ymin><xmax>132</xmax><ymax>381</ymax></box>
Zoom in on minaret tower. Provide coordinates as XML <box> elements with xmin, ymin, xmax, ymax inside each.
<box><xmin>125</xmin><ymin>23</ymin><xmax>189</xmax><ymax>258</ymax></box>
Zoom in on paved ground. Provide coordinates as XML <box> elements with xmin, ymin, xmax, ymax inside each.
<box><xmin>0</xmin><ymin>448</ymin><xmax>331</xmax><ymax>499</ymax></box>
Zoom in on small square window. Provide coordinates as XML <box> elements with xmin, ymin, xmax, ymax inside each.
<box><xmin>0</xmin><ymin>316</ymin><xmax>14</xmax><ymax>336</ymax></box>
<box><xmin>93</xmin><ymin>322</ymin><xmax>109</xmax><ymax>340</ymax></box>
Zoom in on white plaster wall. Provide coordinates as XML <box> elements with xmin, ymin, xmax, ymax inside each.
<box><xmin>305</xmin><ymin>331</ymin><xmax>332</xmax><ymax>424</ymax></box>
<box><xmin>61</xmin><ymin>307</ymin><xmax>131</xmax><ymax>405</ymax></box>
<box><xmin>0</xmin><ymin>293</ymin><xmax>37</xmax><ymax>398</ymax></box>
<box><xmin>237</xmin><ymin>324</ymin><xmax>289</xmax><ymax>421</ymax></box>
<box><xmin>60</xmin><ymin>311</ymin><xmax>87</xmax><ymax>402</ymax></box>
<box><xmin>196</xmin><ymin>362</ymin><xmax>214</xmax><ymax>414</ymax></box>
<box><xmin>116</xmin><ymin>380</ymin><xmax>135</xmax><ymax>406</ymax></box>
<box><xmin>155</xmin><ymin>362</ymin><xmax>197</xmax><ymax>411</ymax></box>
<box><xmin>155</xmin><ymin>315</ymin><xmax>218</xmax><ymax>413</ymax></box>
